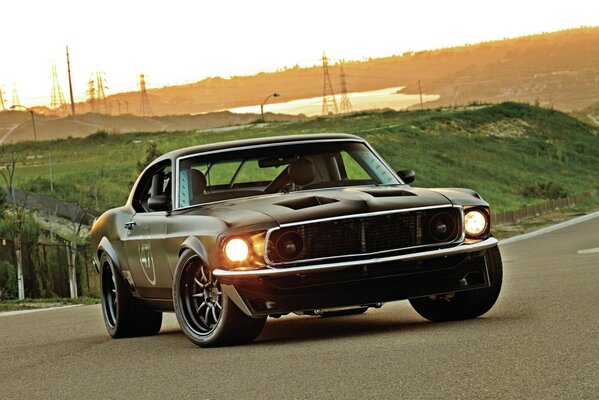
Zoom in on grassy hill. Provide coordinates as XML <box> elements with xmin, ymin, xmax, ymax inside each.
<box><xmin>2</xmin><ymin>102</ymin><xmax>598</xmax><ymax>214</ymax></box>
<box><xmin>42</xmin><ymin>26</ymin><xmax>599</xmax><ymax>116</ymax></box>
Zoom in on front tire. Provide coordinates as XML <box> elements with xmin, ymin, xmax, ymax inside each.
<box><xmin>409</xmin><ymin>246</ymin><xmax>503</xmax><ymax>322</ymax></box>
<box><xmin>173</xmin><ymin>250</ymin><xmax>266</xmax><ymax>347</ymax></box>
<box><xmin>100</xmin><ymin>253</ymin><xmax>163</xmax><ymax>338</ymax></box>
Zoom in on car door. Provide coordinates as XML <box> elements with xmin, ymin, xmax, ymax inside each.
<box><xmin>123</xmin><ymin>162</ymin><xmax>173</xmax><ymax>299</ymax></box>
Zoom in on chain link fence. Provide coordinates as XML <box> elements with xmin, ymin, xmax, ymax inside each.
<box><xmin>0</xmin><ymin>239</ymin><xmax>98</xmax><ymax>299</ymax></box>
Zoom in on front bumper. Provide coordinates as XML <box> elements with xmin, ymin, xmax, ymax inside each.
<box><xmin>215</xmin><ymin>237</ymin><xmax>498</xmax><ymax>317</ymax></box>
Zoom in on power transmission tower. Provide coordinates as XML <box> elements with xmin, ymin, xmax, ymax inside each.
<box><xmin>0</xmin><ymin>85</ymin><xmax>5</xmax><ymax>110</ymax></box>
<box><xmin>50</xmin><ymin>64</ymin><xmax>67</xmax><ymax>115</ymax></box>
<box><xmin>86</xmin><ymin>80</ymin><xmax>97</xmax><ymax>112</ymax></box>
<box><xmin>321</xmin><ymin>52</ymin><xmax>338</xmax><ymax>115</ymax></box>
<box><xmin>339</xmin><ymin>61</ymin><xmax>352</xmax><ymax>114</ymax></box>
<box><xmin>12</xmin><ymin>88</ymin><xmax>21</xmax><ymax>108</ymax></box>
<box><xmin>95</xmin><ymin>72</ymin><xmax>110</xmax><ymax>114</ymax></box>
<box><xmin>139</xmin><ymin>74</ymin><xmax>153</xmax><ymax>116</ymax></box>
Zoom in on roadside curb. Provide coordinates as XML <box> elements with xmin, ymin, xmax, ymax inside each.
<box><xmin>0</xmin><ymin>304</ymin><xmax>83</xmax><ymax>318</ymax></box>
<box><xmin>499</xmin><ymin>210</ymin><xmax>599</xmax><ymax>245</ymax></box>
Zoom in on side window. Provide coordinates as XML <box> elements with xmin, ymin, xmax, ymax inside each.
<box><xmin>132</xmin><ymin>162</ymin><xmax>172</xmax><ymax>212</ymax></box>
<box><xmin>340</xmin><ymin>151</ymin><xmax>371</xmax><ymax>180</ymax></box>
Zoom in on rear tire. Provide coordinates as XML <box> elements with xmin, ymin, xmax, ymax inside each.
<box><xmin>173</xmin><ymin>250</ymin><xmax>266</xmax><ymax>347</ymax></box>
<box><xmin>100</xmin><ymin>253</ymin><xmax>163</xmax><ymax>338</ymax></box>
<box><xmin>409</xmin><ymin>246</ymin><xmax>503</xmax><ymax>322</ymax></box>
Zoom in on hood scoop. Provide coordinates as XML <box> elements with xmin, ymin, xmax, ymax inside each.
<box><xmin>361</xmin><ymin>189</ymin><xmax>416</xmax><ymax>198</ymax></box>
<box><xmin>276</xmin><ymin>196</ymin><xmax>338</xmax><ymax>210</ymax></box>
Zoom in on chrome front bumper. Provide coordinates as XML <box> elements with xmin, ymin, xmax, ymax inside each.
<box><xmin>213</xmin><ymin>237</ymin><xmax>498</xmax><ymax>278</ymax></box>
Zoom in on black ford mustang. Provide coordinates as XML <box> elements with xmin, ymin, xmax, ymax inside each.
<box><xmin>90</xmin><ymin>134</ymin><xmax>502</xmax><ymax>347</ymax></box>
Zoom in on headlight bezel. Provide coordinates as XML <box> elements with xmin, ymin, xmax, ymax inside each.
<box><xmin>220</xmin><ymin>231</ymin><xmax>267</xmax><ymax>270</ymax></box>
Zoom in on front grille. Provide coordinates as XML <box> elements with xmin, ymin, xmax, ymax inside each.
<box><xmin>266</xmin><ymin>207</ymin><xmax>462</xmax><ymax>265</ymax></box>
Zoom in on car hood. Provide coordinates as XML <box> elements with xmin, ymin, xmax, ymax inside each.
<box><xmin>182</xmin><ymin>186</ymin><xmax>454</xmax><ymax>227</ymax></box>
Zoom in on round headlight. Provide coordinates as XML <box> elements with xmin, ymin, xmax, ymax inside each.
<box><xmin>224</xmin><ymin>238</ymin><xmax>249</xmax><ymax>262</ymax></box>
<box><xmin>464</xmin><ymin>210</ymin><xmax>488</xmax><ymax>237</ymax></box>
<box><xmin>275</xmin><ymin>231</ymin><xmax>304</xmax><ymax>260</ymax></box>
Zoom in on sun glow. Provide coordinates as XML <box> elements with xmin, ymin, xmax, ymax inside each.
<box><xmin>1</xmin><ymin>0</ymin><xmax>597</xmax><ymax>106</ymax></box>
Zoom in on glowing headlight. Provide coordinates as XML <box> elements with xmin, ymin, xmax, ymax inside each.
<box><xmin>224</xmin><ymin>238</ymin><xmax>249</xmax><ymax>262</ymax></box>
<box><xmin>464</xmin><ymin>210</ymin><xmax>488</xmax><ymax>237</ymax></box>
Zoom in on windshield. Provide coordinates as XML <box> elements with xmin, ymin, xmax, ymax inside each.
<box><xmin>177</xmin><ymin>141</ymin><xmax>400</xmax><ymax>207</ymax></box>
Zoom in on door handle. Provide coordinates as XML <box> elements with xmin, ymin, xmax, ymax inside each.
<box><xmin>124</xmin><ymin>221</ymin><xmax>137</xmax><ymax>230</ymax></box>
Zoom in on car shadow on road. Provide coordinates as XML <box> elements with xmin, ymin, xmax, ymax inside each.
<box><xmin>252</xmin><ymin>312</ymin><xmax>508</xmax><ymax>346</ymax></box>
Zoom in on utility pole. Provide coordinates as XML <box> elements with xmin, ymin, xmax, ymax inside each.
<box><xmin>418</xmin><ymin>80</ymin><xmax>424</xmax><ymax>110</ymax></box>
<box><xmin>0</xmin><ymin>85</ymin><xmax>5</xmax><ymax>110</ymax></box>
<box><xmin>66</xmin><ymin>46</ymin><xmax>76</xmax><ymax>115</ymax></box>
<box><xmin>339</xmin><ymin>61</ymin><xmax>352</xmax><ymax>114</ymax></box>
<box><xmin>321</xmin><ymin>52</ymin><xmax>338</xmax><ymax>115</ymax></box>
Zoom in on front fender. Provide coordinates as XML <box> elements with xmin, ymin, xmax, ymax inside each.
<box><xmin>179</xmin><ymin>236</ymin><xmax>210</xmax><ymax>267</ymax></box>
<box><xmin>98</xmin><ymin>237</ymin><xmax>123</xmax><ymax>274</ymax></box>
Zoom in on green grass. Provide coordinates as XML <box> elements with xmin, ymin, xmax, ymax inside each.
<box><xmin>3</xmin><ymin>102</ymin><xmax>599</xmax><ymax>213</ymax></box>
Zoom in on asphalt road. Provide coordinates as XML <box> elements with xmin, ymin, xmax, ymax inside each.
<box><xmin>1</xmin><ymin>217</ymin><xmax>598</xmax><ymax>399</ymax></box>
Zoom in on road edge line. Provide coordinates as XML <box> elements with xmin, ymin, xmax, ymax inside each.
<box><xmin>499</xmin><ymin>209</ymin><xmax>599</xmax><ymax>245</ymax></box>
<box><xmin>0</xmin><ymin>304</ymin><xmax>83</xmax><ymax>318</ymax></box>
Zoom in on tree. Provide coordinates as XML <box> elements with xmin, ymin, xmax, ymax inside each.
<box><xmin>0</xmin><ymin>153</ymin><xmax>40</xmax><ymax>299</ymax></box>
<box><xmin>55</xmin><ymin>177</ymin><xmax>100</xmax><ymax>298</ymax></box>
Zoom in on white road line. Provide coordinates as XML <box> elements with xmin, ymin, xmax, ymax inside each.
<box><xmin>577</xmin><ymin>247</ymin><xmax>599</xmax><ymax>255</ymax></box>
<box><xmin>500</xmin><ymin>210</ymin><xmax>599</xmax><ymax>245</ymax></box>
<box><xmin>0</xmin><ymin>304</ymin><xmax>83</xmax><ymax>317</ymax></box>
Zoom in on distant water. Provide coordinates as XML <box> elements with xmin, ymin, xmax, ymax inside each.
<box><xmin>227</xmin><ymin>86</ymin><xmax>439</xmax><ymax>116</ymax></box>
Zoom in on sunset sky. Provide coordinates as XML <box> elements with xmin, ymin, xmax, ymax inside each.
<box><xmin>1</xmin><ymin>0</ymin><xmax>598</xmax><ymax>106</ymax></box>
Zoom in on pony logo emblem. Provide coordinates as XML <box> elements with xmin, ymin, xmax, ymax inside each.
<box><xmin>138</xmin><ymin>241</ymin><xmax>156</xmax><ymax>285</ymax></box>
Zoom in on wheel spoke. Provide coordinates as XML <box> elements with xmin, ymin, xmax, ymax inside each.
<box><xmin>192</xmin><ymin>292</ymin><xmax>204</xmax><ymax>298</ymax></box>
<box><xmin>193</xmin><ymin>277</ymin><xmax>204</xmax><ymax>289</ymax></box>
<box><xmin>204</xmin><ymin>305</ymin><xmax>210</xmax><ymax>324</ymax></box>
<box><xmin>214</xmin><ymin>301</ymin><xmax>222</xmax><ymax>310</ymax></box>
<box><xmin>200</xmin><ymin>266</ymin><xmax>208</xmax><ymax>283</ymax></box>
<box><xmin>210</xmin><ymin>304</ymin><xmax>218</xmax><ymax>322</ymax></box>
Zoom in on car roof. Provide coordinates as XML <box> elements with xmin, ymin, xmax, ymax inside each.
<box><xmin>154</xmin><ymin>133</ymin><xmax>364</xmax><ymax>164</ymax></box>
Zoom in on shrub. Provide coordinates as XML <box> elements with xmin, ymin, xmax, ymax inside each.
<box><xmin>0</xmin><ymin>261</ymin><xmax>17</xmax><ymax>300</ymax></box>
<box><xmin>519</xmin><ymin>182</ymin><xmax>568</xmax><ymax>199</ymax></box>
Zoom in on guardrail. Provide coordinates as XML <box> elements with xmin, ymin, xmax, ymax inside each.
<box><xmin>492</xmin><ymin>189</ymin><xmax>599</xmax><ymax>226</ymax></box>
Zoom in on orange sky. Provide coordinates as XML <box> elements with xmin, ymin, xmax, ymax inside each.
<box><xmin>1</xmin><ymin>0</ymin><xmax>598</xmax><ymax>107</ymax></box>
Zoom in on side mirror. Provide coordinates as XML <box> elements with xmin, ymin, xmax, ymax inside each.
<box><xmin>148</xmin><ymin>195</ymin><xmax>170</xmax><ymax>212</ymax></box>
<box><xmin>397</xmin><ymin>169</ymin><xmax>415</xmax><ymax>184</ymax></box>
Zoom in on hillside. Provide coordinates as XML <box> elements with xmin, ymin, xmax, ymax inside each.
<box><xmin>572</xmin><ymin>101</ymin><xmax>599</xmax><ymax>126</ymax></box>
<box><xmin>47</xmin><ymin>27</ymin><xmax>599</xmax><ymax>116</ymax></box>
<box><xmin>3</xmin><ymin>102</ymin><xmax>598</xmax><ymax>215</ymax></box>
<box><xmin>0</xmin><ymin>110</ymin><xmax>300</xmax><ymax>143</ymax></box>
